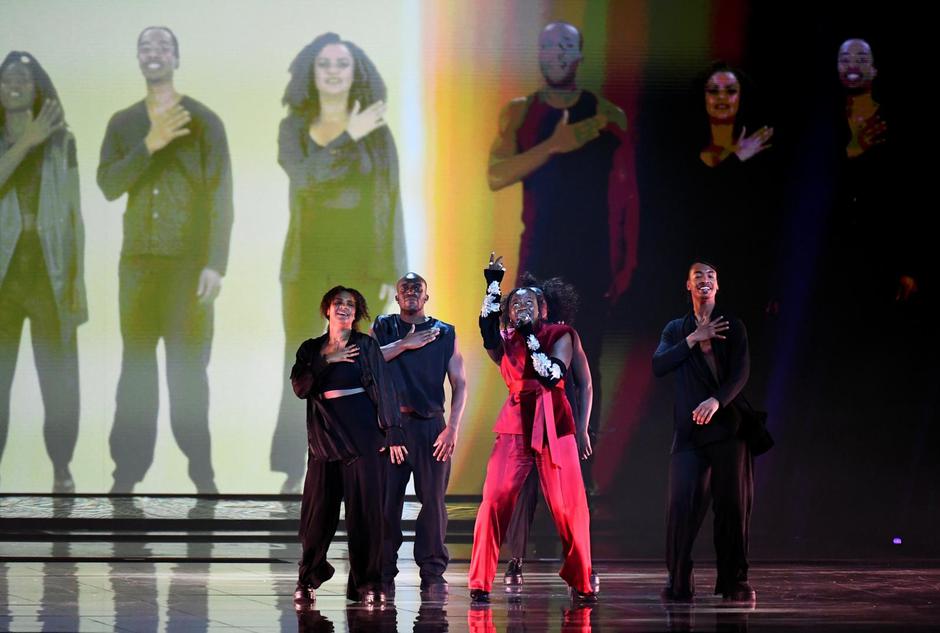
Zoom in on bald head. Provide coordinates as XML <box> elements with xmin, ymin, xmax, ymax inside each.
<box><xmin>395</xmin><ymin>272</ymin><xmax>429</xmax><ymax>316</ymax></box>
<box><xmin>838</xmin><ymin>38</ymin><xmax>877</xmax><ymax>90</ymax></box>
<box><xmin>538</xmin><ymin>21</ymin><xmax>583</xmax><ymax>87</ymax></box>
<box><xmin>397</xmin><ymin>272</ymin><xmax>427</xmax><ymax>288</ymax></box>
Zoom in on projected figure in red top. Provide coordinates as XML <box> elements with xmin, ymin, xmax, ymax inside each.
<box><xmin>468</xmin><ymin>253</ymin><xmax>595</xmax><ymax>604</ymax></box>
<box><xmin>488</xmin><ymin>20</ymin><xmax>638</xmax><ymax>510</ymax></box>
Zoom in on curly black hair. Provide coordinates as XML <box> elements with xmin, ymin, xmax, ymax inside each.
<box><xmin>282</xmin><ymin>32</ymin><xmax>386</xmax><ymax>122</ymax></box>
<box><xmin>518</xmin><ymin>272</ymin><xmax>581</xmax><ymax>326</ymax></box>
<box><xmin>320</xmin><ymin>285</ymin><xmax>370</xmax><ymax>330</ymax></box>
<box><xmin>696</xmin><ymin>60</ymin><xmax>762</xmax><ymax>155</ymax></box>
<box><xmin>0</xmin><ymin>51</ymin><xmax>63</xmax><ymax>131</ymax></box>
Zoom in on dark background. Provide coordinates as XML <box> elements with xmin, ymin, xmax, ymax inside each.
<box><xmin>564</xmin><ymin>2</ymin><xmax>938</xmax><ymax>561</ymax></box>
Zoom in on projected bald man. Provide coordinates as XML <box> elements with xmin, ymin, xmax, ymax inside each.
<box><xmin>838</xmin><ymin>38</ymin><xmax>886</xmax><ymax>159</ymax></box>
<box><xmin>487</xmin><ymin>20</ymin><xmax>639</xmax><ymax>500</ymax></box>
<box><xmin>97</xmin><ymin>26</ymin><xmax>233</xmax><ymax>493</ymax></box>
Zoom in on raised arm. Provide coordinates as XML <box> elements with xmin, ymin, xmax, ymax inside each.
<box><xmin>479</xmin><ymin>253</ymin><xmax>506</xmax><ymax>364</ymax></box>
<box><xmin>0</xmin><ymin>100</ymin><xmax>64</xmax><ymax>189</ymax></box>
<box><xmin>376</xmin><ymin>322</ymin><xmax>440</xmax><ymax>362</ymax></box>
<box><xmin>98</xmin><ymin>101</ymin><xmax>191</xmax><ymax>200</ymax></box>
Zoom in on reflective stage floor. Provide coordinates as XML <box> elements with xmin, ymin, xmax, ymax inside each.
<box><xmin>1</xmin><ymin>496</ymin><xmax>939</xmax><ymax>631</ymax></box>
<box><xmin>3</xmin><ymin>556</ymin><xmax>940</xmax><ymax>632</ymax></box>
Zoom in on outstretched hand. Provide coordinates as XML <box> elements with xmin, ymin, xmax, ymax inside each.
<box><xmin>324</xmin><ymin>345</ymin><xmax>359</xmax><ymax>364</ymax></box>
<box><xmin>400</xmin><ymin>323</ymin><xmax>440</xmax><ymax>350</ymax></box>
<box><xmin>688</xmin><ymin>314</ymin><xmax>729</xmax><ymax>345</ymax></box>
<box><xmin>734</xmin><ymin>125</ymin><xmax>773</xmax><ymax>162</ymax></box>
<box><xmin>145</xmin><ymin>98</ymin><xmax>191</xmax><ymax>154</ymax></box>
<box><xmin>548</xmin><ymin>110</ymin><xmax>607</xmax><ymax>154</ymax></box>
<box><xmin>20</xmin><ymin>99</ymin><xmax>65</xmax><ymax>149</ymax></box>
<box><xmin>347</xmin><ymin>100</ymin><xmax>387</xmax><ymax>141</ymax></box>
<box><xmin>487</xmin><ymin>251</ymin><xmax>505</xmax><ymax>271</ymax></box>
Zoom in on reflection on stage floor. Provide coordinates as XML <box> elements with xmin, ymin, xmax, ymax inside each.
<box><xmin>2</xmin><ymin>556</ymin><xmax>939</xmax><ymax>632</ymax></box>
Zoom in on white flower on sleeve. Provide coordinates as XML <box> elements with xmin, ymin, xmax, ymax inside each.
<box><xmin>531</xmin><ymin>352</ymin><xmax>552</xmax><ymax>377</ymax></box>
<box><xmin>481</xmin><ymin>295</ymin><xmax>500</xmax><ymax>317</ymax></box>
<box><xmin>526</xmin><ymin>334</ymin><xmax>540</xmax><ymax>351</ymax></box>
<box><xmin>486</xmin><ymin>281</ymin><xmax>501</xmax><ymax>296</ymax></box>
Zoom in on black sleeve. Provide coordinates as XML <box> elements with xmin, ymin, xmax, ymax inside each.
<box><xmin>290</xmin><ymin>339</ymin><xmax>329</xmax><ymax>399</ymax></box>
<box><xmin>362</xmin><ymin>336</ymin><xmax>403</xmax><ymax>442</ymax></box>
<box><xmin>203</xmin><ymin>112</ymin><xmax>234</xmax><ymax>275</ymax></box>
<box><xmin>97</xmin><ymin>113</ymin><xmax>152</xmax><ymax>201</ymax></box>
<box><xmin>277</xmin><ymin>116</ymin><xmax>362</xmax><ymax>191</ymax></box>
<box><xmin>652</xmin><ymin>320</ymin><xmax>690</xmax><ymax>377</ymax></box>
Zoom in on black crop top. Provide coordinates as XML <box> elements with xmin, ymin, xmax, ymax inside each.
<box><xmin>320</xmin><ymin>360</ymin><xmax>364</xmax><ymax>391</ymax></box>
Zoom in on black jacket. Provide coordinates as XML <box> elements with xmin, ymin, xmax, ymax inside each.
<box><xmin>291</xmin><ymin>330</ymin><xmax>403</xmax><ymax>462</ymax></box>
<box><xmin>97</xmin><ymin>96</ymin><xmax>233</xmax><ymax>274</ymax></box>
<box><xmin>652</xmin><ymin>310</ymin><xmax>750</xmax><ymax>453</ymax></box>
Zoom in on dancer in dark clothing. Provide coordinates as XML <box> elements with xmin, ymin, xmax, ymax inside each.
<box><xmin>292</xmin><ymin>286</ymin><xmax>406</xmax><ymax>606</ymax></box>
<box><xmin>372</xmin><ymin>272</ymin><xmax>467</xmax><ymax>594</ymax></box>
<box><xmin>653</xmin><ymin>261</ymin><xmax>755</xmax><ymax>603</ymax></box>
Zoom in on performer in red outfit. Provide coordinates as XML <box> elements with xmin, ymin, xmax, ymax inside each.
<box><xmin>468</xmin><ymin>253</ymin><xmax>595</xmax><ymax>603</ymax></box>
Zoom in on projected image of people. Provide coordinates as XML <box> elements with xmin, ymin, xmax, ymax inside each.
<box><xmin>0</xmin><ymin>52</ymin><xmax>86</xmax><ymax>493</ymax></box>
<box><xmin>830</xmin><ymin>38</ymin><xmax>917</xmax><ymax>305</ymax></box>
<box><xmin>271</xmin><ymin>33</ymin><xmax>406</xmax><ymax>494</ymax></box>
<box><xmin>699</xmin><ymin>63</ymin><xmax>773</xmax><ymax>168</ymax></box>
<box><xmin>487</xmin><ymin>21</ymin><xmax>638</xmax><ymax>501</ymax></box>
<box><xmin>97</xmin><ymin>27</ymin><xmax>233</xmax><ymax>493</ymax></box>
<box><xmin>838</xmin><ymin>39</ymin><xmax>887</xmax><ymax>160</ymax></box>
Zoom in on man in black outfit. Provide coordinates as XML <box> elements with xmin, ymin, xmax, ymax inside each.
<box><xmin>652</xmin><ymin>262</ymin><xmax>754</xmax><ymax>603</ymax></box>
<box><xmin>372</xmin><ymin>272</ymin><xmax>467</xmax><ymax>594</ymax></box>
<box><xmin>97</xmin><ymin>26</ymin><xmax>233</xmax><ymax>493</ymax></box>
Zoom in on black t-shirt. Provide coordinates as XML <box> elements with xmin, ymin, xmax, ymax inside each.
<box><xmin>372</xmin><ymin>314</ymin><xmax>455</xmax><ymax>417</ymax></box>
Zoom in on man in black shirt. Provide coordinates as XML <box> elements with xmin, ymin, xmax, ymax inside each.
<box><xmin>652</xmin><ymin>262</ymin><xmax>754</xmax><ymax>603</ymax></box>
<box><xmin>97</xmin><ymin>26</ymin><xmax>233</xmax><ymax>493</ymax></box>
<box><xmin>372</xmin><ymin>272</ymin><xmax>467</xmax><ymax>593</ymax></box>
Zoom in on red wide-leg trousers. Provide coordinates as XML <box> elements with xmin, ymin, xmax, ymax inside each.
<box><xmin>468</xmin><ymin>432</ymin><xmax>592</xmax><ymax>592</ymax></box>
